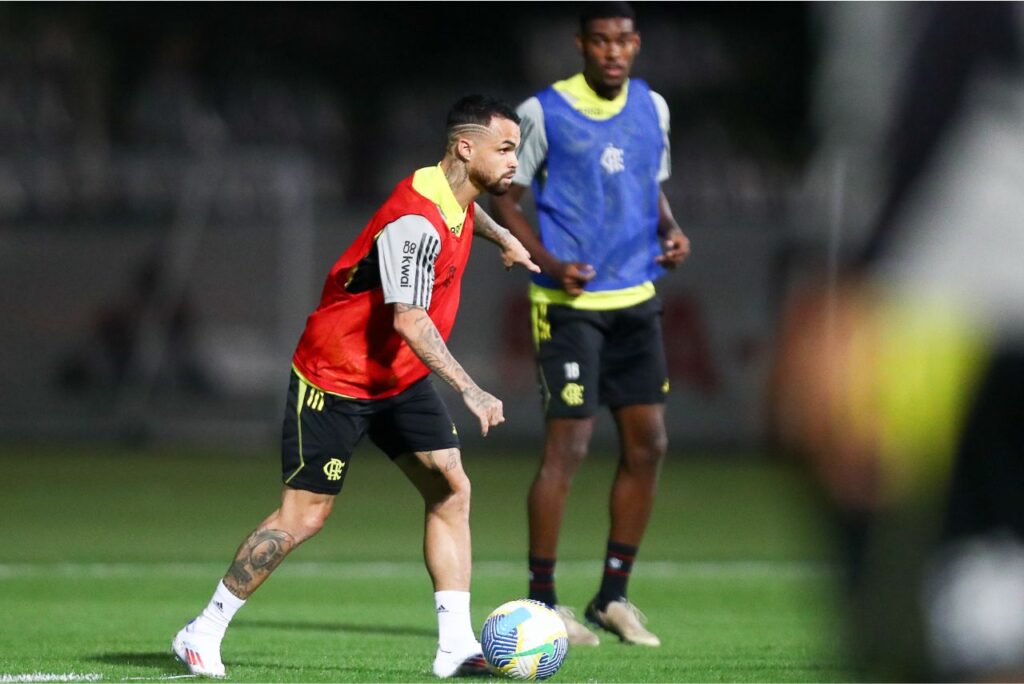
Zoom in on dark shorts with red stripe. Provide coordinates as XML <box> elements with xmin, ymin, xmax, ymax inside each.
<box><xmin>280</xmin><ymin>369</ymin><xmax>460</xmax><ymax>495</ymax></box>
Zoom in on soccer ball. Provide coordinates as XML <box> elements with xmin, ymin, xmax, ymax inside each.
<box><xmin>481</xmin><ymin>599</ymin><xmax>569</xmax><ymax>680</ymax></box>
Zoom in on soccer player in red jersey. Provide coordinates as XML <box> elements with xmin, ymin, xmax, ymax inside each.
<box><xmin>173</xmin><ymin>95</ymin><xmax>538</xmax><ymax>679</ymax></box>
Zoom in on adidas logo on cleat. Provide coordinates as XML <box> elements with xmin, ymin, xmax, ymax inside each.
<box><xmin>185</xmin><ymin>647</ymin><xmax>205</xmax><ymax>669</ymax></box>
<box><xmin>173</xmin><ymin>619</ymin><xmax>226</xmax><ymax>678</ymax></box>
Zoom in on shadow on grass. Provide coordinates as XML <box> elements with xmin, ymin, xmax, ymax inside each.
<box><xmin>89</xmin><ymin>651</ymin><xmax>184</xmax><ymax>674</ymax></box>
<box><xmin>234</xmin><ymin>618</ymin><xmax>435</xmax><ymax>639</ymax></box>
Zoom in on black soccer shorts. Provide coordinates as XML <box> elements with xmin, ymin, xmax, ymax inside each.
<box><xmin>280</xmin><ymin>370</ymin><xmax>461</xmax><ymax>495</ymax></box>
<box><xmin>532</xmin><ymin>295</ymin><xmax>669</xmax><ymax>419</ymax></box>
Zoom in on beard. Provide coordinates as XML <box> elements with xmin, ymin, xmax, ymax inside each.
<box><xmin>482</xmin><ymin>174</ymin><xmax>514</xmax><ymax>196</ymax></box>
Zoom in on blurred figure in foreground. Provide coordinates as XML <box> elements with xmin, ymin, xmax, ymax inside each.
<box><xmin>773</xmin><ymin>3</ymin><xmax>1024</xmax><ymax>680</ymax></box>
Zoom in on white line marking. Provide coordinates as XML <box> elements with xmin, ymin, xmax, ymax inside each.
<box><xmin>0</xmin><ymin>560</ymin><xmax>831</xmax><ymax>580</ymax></box>
<box><xmin>0</xmin><ymin>674</ymin><xmax>103</xmax><ymax>683</ymax></box>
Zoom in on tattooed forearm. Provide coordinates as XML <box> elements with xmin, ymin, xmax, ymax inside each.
<box><xmin>394</xmin><ymin>304</ymin><xmax>476</xmax><ymax>393</ymax></box>
<box><xmin>412</xmin><ymin>315</ymin><xmax>474</xmax><ymax>391</ymax></box>
<box><xmin>462</xmin><ymin>385</ymin><xmax>489</xmax><ymax>406</ymax></box>
<box><xmin>222</xmin><ymin>528</ymin><xmax>296</xmax><ymax>598</ymax></box>
<box><xmin>473</xmin><ymin>204</ymin><xmax>514</xmax><ymax>246</ymax></box>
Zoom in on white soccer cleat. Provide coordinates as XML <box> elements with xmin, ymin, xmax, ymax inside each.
<box><xmin>553</xmin><ymin>604</ymin><xmax>600</xmax><ymax>646</ymax></box>
<box><xmin>432</xmin><ymin>641</ymin><xmax>488</xmax><ymax>678</ymax></box>
<box><xmin>172</xmin><ymin>619</ymin><xmax>227</xmax><ymax>678</ymax></box>
<box><xmin>585</xmin><ymin>598</ymin><xmax>661</xmax><ymax>647</ymax></box>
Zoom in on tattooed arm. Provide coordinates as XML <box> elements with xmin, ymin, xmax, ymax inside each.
<box><xmin>473</xmin><ymin>203</ymin><xmax>540</xmax><ymax>273</ymax></box>
<box><xmin>393</xmin><ymin>302</ymin><xmax>505</xmax><ymax>436</ymax></box>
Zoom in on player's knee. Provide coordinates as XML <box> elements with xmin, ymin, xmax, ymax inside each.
<box><xmin>539</xmin><ymin>459</ymin><xmax>580</xmax><ymax>487</ymax></box>
<box><xmin>651</xmin><ymin>431</ymin><xmax>669</xmax><ymax>460</ymax></box>
<box><xmin>293</xmin><ymin>506</ymin><xmax>331</xmax><ymax>540</ymax></box>
<box><xmin>432</xmin><ymin>474</ymin><xmax>471</xmax><ymax>520</ymax></box>
<box><xmin>567</xmin><ymin>437</ymin><xmax>591</xmax><ymax>465</ymax></box>
<box><xmin>544</xmin><ymin>437</ymin><xmax>589</xmax><ymax>477</ymax></box>
<box><xmin>448</xmin><ymin>475</ymin><xmax>472</xmax><ymax>514</ymax></box>
<box><xmin>626</xmin><ymin>433</ymin><xmax>668</xmax><ymax>471</ymax></box>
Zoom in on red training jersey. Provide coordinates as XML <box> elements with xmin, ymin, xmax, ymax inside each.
<box><xmin>292</xmin><ymin>169</ymin><xmax>475</xmax><ymax>399</ymax></box>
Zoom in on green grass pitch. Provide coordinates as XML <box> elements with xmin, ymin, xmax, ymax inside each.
<box><xmin>0</xmin><ymin>443</ymin><xmax>856</xmax><ymax>682</ymax></box>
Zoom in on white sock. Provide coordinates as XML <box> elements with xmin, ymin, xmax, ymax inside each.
<box><xmin>435</xmin><ymin>590</ymin><xmax>476</xmax><ymax>652</ymax></box>
<box><xmin>196</xmin><ymin>580</ymin><xmax>246</xmax><ymax>638</ymax></box>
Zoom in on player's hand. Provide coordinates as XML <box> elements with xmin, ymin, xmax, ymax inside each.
<box><xmin>462</xmin><ymin>385</ymin><xmax>505</xmax><ymax>436</ymax></box>
<box><xmin>655</xmin><ymin>227</ymin><xmax>691</xmax><ymax>269</ymax></box>
<box><xmin>553</xmin><ymin>262</ymin><xmax>596</xmax><ymax>296</ymax></box>
<box><xmin>500</xmin><ymin>235</ymin><xmax>541</xmax><ymax>273</ymax></box>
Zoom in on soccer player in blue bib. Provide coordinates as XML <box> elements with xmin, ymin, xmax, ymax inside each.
<box><xmin>491</xmin><ymin>1</ymin><xmax>690</xmax><ymax>647</ymax></box>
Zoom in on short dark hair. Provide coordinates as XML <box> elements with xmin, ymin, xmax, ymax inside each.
<box><xmin>579</xmin><ymin>1</ymin><xmax>636</xmax><ymax>34</ymax></box>
<box><xmin>446</xmin><ymin>95</ymin><xmax>520</xmax><ymax>132</ymax></box>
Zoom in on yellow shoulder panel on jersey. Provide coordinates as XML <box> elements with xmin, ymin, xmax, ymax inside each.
<box><xmin>412</xmin><ymin>165</ymin><xmax>467</xmax><ymax>235</ymax></box>
<box><xmin>552</xmin><ymin>73</ymin><xmax>630</xmax><ymax>120</ymax></box>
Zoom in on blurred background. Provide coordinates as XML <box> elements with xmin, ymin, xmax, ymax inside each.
<box><xmin>3</xmin><ymin>2</ymin><xmax>1024</xmax><ymax>681</ymax></box>
<box><xmin>0</xmin><ymin>1</ymin><xmax>823</xmax><ymax>447</ymax></box>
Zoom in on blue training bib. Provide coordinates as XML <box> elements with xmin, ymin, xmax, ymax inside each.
<box><xmin>532</xmin><ymin>79</ymin><xmax>664</xmax><ymax>292</ymax></box>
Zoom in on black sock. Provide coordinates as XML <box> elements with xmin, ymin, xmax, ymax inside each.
<box><xmin>528</xmin><ymin>556</ymin><xmax>557</xmax><ymax>607</ymax></box>
<box><xmin>596</xmin><ymin>540</ymin><xmax>637</xmax><ymax>609</ymax></box>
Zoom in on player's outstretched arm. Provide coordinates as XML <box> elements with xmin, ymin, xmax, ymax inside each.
<box><xmin>392</xmin><ymin>302</ymin><xmax>505</xmax><ymax>436</ymax></box>
<box><xmin>473</xmin><ymin>202</ymin><xmax>540</xmax><ymax>273</ymax></box>
<box><xmin>489</xmin><ymin>186</ymin><xmax>561</xmax><ymax>275</ymax></box>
